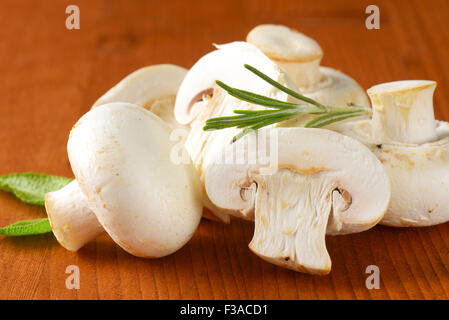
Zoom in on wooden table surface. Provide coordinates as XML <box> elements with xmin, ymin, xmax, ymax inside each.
<box><xmin>1</xmin><ymin>0</ymin><xmax>449</xmax><ymax>300</ymax></box>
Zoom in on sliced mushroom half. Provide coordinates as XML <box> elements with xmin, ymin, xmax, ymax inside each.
<box><xmin>205</xmin><ymin>128</ymin><xmax>390</xmax><ymax>274</ymax></box>
<box><xmin>174</xmin><ymin>41</ymin><xmax>298</xmax><ymax>125</ymax></box>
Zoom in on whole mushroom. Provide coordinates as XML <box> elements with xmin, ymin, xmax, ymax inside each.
<box><xmin>68</xmin><ymin>102</ymin><xmax>203</xmax><ymax>257</ymax></box>
<box><xmin>333</xmin><ymin>80</ymin><xmax>449</xmax><ymax>227</ymax></box>
<box><xmin>205</xmin><ymin>127</ymin><xmax>390</xmax><ymax>274</ymax></box>
<box><xmin>45</xmin><ymin>64</ymin><xmax>189</xmax><ymax>251</ymax></box>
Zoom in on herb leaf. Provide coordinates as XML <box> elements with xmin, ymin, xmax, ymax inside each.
<box><xmin>0</xmin><ymin>173</ymin><xmax>72</xmax><ymax>206</ymax></box>
<box><xmin>215</xmin><ymin>80</ymin><xmax>300</xmax><ymax>109</ymax></box>
<box><xmin>0</xmin><ymin>218</ymin><xmax>52</xmax><ymax>236</ymax></box>
<box><xmin>305</xmin><ymin>110</ymin><xmax>364</xmax><ymax>128</ymax></box>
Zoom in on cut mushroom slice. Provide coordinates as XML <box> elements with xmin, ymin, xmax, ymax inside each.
<box><xmin>175</xmin><ymin>41</ymin><xmax>299</xmax><ymax>223</ymax></box>
<box><xmin>68</xmin><ymin>102</ymin><xmax>203</xmax><ymax>257</ymax></box>
<box><xmin>45</xmin><ymin>180</ymin><xmax>103</xmax><ymax>251</ymax></box>
<box><xmin>92</xmin><ymin>64</ymin><xmax>188</xmax><ymax>128</ymax></box>
<box><xmin>174</xmin><ymin>41</ymin><xmax>297</xmax><ymax>125</ymax></box>
<box><xmin>331</xmin><ymin>80</ymin><xmax>449</xmax><ymax>227</ymax></box>
<box><xmin>205</xmin><ymin>128</ymin><xmax>390</xmax><ymax>274</ymax></box>
<box><xmin>246</xmin><ymin>24</ymin><xmax>369</xmax><ymax>109</ymax></box>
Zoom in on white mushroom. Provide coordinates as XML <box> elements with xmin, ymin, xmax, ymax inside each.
<box><xmin>174</xmin><ymin>41</ymin><xmax>298</xmax><ymax>222</ymax></box>
<box><xmin>92</xmin><ymin>64</ymin><xmax>188</xmax><ymax>128</ymax></box>
<box><xmin>45</xmin><ymin>64</ymin><xmax>189</xmax><ymax>251</ymax></box>
<box><xmin>332</xmin><ymin>80</ymin><xmax>449</xmax><ymax>227</ymax></box>
<box><xmin>246</xmin><ymin>24</ymin><xmax>370</xmax><ymax>110</ymax></box>
<box><xmin>205</xmin><ymin>128</ymin><xmax>390</xmax><ymax>274</ymax></box>
<box><xmin>67</xmin><ymin>102</ymin><xmax>203</xmax><ymax>257</ymax></box>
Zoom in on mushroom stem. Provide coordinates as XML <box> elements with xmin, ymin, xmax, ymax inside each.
<box><xmin>246</xmin><ymin>24</ymin><xmax>323</xmax><ymax>90</ymax></box>
<box><xmin>246</xmin><ymin>25</ymin><xmax>370</xmax><ymax>113</ymax></box>
<box><xmin>249</xmin><ymin>169</ymin><xmax>332</xmax><ymax>275</ymax></box>
<box><xmin>276</xmin><ymin>59</ymin><xmax>322</xmax><ymax>90</ymax></box>
<box><xmin>45</xmin><ymin>180</ymin><xmax>103</xmax><ymax>251</ymax></box>
<box><xmin>368</xmin><ymin>80</ymin><xmax>438</xmax><ymax>144</ymax></box>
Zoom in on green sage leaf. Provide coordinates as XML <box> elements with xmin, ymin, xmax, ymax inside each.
<box><xmin>0</xmin><ymin>218</ymin><xmax>52</xmax><ymax>236</ymax></box>
<box><xmin>0</xmin><ymin>173</ymin><xmax>72</xmax><ymax>206</ymax></box>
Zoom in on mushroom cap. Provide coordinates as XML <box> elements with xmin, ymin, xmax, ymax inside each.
<box><xmin>371</xmin><ymin>120</ymin><xmax>449</xmax><ymax>227</ymax></box>
<box><xmin>367</xmin><ymin>80</ymin><xmax>436</xmax><ymax>96</ymax></box>
<box><xmin>68</xmin><ymin>102</ymin><xmax>203</xmax><ymax>258</ymax></box>
<box><xmin>246</xmin><ymin>24</ymin><xmax>323</xmax><ymax>63</ymax></box>
<box><xmin>45</xmin><ymin>180</ymin><xmax>103</xmax><ymax>251</ymax></box>
<box><xmin>92</xmin><ymin>64</ymin><xmax>187</xmax><ymax>127</ymax></box>
<box><xmin>304</xmin><ymin>67</ymin><xmax>370</xmax><ymax>107</ymax></box>
<box><xmin>174</xmin><ymin>41</ymin><xmax>297</xmax><ymax>125</ymax></box>
<box><xmin>374</xmin><ymin>135</ymin><xmax>449</xmax><ymax>227</ymax></box>
<box><xmin>275</xmin><ymin>67</ymin><xmax>370</xmax><ymax>129</ymax></box>
<box><xmin>205</xmin><ymin>127</ymin><xmax>391</xmax><ymax>235</ymax></box>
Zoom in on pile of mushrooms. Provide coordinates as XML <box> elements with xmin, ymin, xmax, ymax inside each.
<box><xmin>44</xmin><ymin>24</ymin><xmax>448</xmax><ymax>275</ymax></box>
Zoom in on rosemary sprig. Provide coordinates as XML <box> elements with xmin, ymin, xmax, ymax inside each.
<box><xmin>203</xmin><ymin>64</ymin><xmax>370</xmax><ymax>141</ymax></box>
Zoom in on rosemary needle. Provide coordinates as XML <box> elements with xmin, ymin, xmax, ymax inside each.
<box><xmin>304</xmin><ymin>110</ymin><xmax>364</xmax><ymax>128</ymax></box>
<box><xmin>243</xmin><ymin>64</ymin><xmax>326</xmax><ymax>110</ymax></box>
<box><xmin>215</xmin><ymin>80</ymin><xmax>300</xmax><ymax>110</ymax></box>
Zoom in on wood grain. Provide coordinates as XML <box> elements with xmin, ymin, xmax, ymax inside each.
<box><xmin>0</xmin><ymin>0</ymin><xmax>448</xmax><ymax>300</ymax></box>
